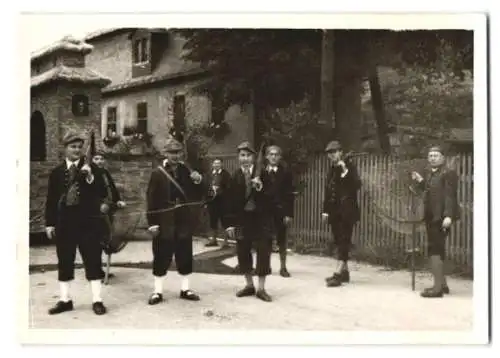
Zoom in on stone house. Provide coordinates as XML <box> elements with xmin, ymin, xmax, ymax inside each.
<box><xmin>83</xmin><ymin>28</ymin><xmax>254</xmax><ymax>157</ymax></box>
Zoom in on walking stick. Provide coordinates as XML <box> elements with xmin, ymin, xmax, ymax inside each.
<box><xmin>104</xmin><ymin>253</ymin><xmax>111</xmax><ymax>285</ymax></box>
<box><xmin>409</xmin><ymin>189</ymin><xmax>417</xmax><ymax>291</ymax></box>
<box><xmin>103</xmin><ymin>214</ymin><xmax>113</xmax><ymax>285</ymax></box>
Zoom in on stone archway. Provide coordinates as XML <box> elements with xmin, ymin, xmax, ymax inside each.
<box><xmin>30</xmin><ymin>110</ymin><xmax>46</xmax><ymax>161</ymax></box>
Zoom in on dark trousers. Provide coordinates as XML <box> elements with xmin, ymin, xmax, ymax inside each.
<box><xmin>237</xmin><ymin>211</ymin><xmax>272</xmax><ymax>277</ymax></box>
<box><xmin>152</xmin><ymin>209</ymin><xmax>194</xmax><ymax>277</ymax></box>
<box><xmin>56</xmin><ymin>207</ymin><xmax>103</xmax><ymax>282</ymax></box>
<box><xmin>425</xmin><ymin>220</ymin><xmax>448</xmax><ymax>260</ymax></box>
<box><xmin>329</xmin><ymin>218</ymin><xmax>354</xmax><ymax>262</ymax></box>
<box><xmin>273</xmin><ymin>212</ymin><xmax>287</xmax><ymax>247</ymax></box>
<box><xmin>207</xmin><ymin>198</ymin><xmax>224</xmax><ymax>231</ymax></box>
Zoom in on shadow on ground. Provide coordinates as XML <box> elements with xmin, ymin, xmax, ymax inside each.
<box><xmin>29</xmin><ymin>246</ymin><xmax>238</xmax><ymax>275</ymax></box>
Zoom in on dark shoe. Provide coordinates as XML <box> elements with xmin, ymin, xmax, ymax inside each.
<box><xmin>48</xmin><ymin>300</ymin><xmax>74</xmax><ymax>315</ymax></box>
<box><xmin>236</xmin><ymin>286</ymin><xmax>256</xmax><ymax>297</ymax></box>
<box><xmin>180</xmin><ymin>290</ymin><xmax>200</xmax><ymax>301</ymax></box>
<box><xmin>205</xmin><ymin>240</ymin><xmax>219</xmax><ymax>247</ymax></box>
<box><xmin>279</xmin><ymin>268</ymin><xmax>291</xmax><ymax>278</ymax></box>
<box><xmin>221</xmin><ymin>242</ymin><xmax>230</xmax><ymax>249</ymax></box>
<box><xmin>92</xmin><ymin>301</ymin><xmax>107</xmax><ymax>315</ymax></box>
<box><xmin>326</xmin><ymin>276</ymin><xmax>342</xmax><ymax>287</ymax></box>
<box><xmin>148</xmin><ymin>292</ymin><xmax>164</xmax><ymax>305</ymax></box>
<box><xmin>338</xmin><ymin>270</ymin><xmax>350</xmax><ymax>283</ymax></box>
<box><xmin>256</xmin><ymin>289</ymin><xmax>272</xmax><ymax>302</ymax></box>
<box><xmin>424</xmin><ymin>285</ymin><xmax>450</xmax><ymax>295</ymax></box>
<box><xmin>420</xmin><ymin>289</ymin><xmax>444</xmax><ymax>298</ymax></box>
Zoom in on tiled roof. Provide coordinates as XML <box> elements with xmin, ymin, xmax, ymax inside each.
<box><xmin>31</xmin><ymin>36</ymin><xmax>93</xmax><ymax>63</ymax></box>
<box><xmin>102</xmin><ymin>67</ymin><xmax>210</xmax><ymax>94</ymax></box>
<box><xmin>31</xmin><ymin>65</ymin><xmax>111</xmax><ymax>89</ymax></box>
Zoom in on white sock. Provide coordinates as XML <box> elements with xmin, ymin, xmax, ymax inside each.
<box><xmin>60</xmin><ymin>281</ymin><xmax>70</xmax><ymax>302</ymax></box>
<box><xmin>90</xmin><ymin>280</ymin><xmax>102</xmax><ymax>303</ymax></box>
<box><xmin>154</xmin><ymin>276</ymin><xmax>164</xmax><ymax>294</ymax></box>
<box><xmin>181</xmin><ymin>276</ymin><xmax>189</xmax><ymax>291</ymax></box>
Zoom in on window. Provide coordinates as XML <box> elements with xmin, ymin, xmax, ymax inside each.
<box><xmin>72</xmin><ymin>94</ymin><xmax>89</xmax><ymax>116</ymax></box>
<box><xmin>137</xmin><ymin>102</ymin><xmax>148</xmax><ymax>133</ymax></box>
<box><xmin>133</xmin><ymin>38</ymin><xmax>150</xmax><ymax>64</ymax></box>
<box><xmin>173</xmin><ymin>95</ymin><xmax>186</xmax><ymax>131</ymax></box>
<box><xmin>106</xmin><ymin>107</ymin><xmax>117</xmax><ymax>136</ymax></box>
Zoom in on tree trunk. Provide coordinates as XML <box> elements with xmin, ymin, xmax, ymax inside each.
<box><xmin>368</xmin><ymin>65</ymin><xmax>391</xmax><ymax>154</ymax></box>
<box><xmin>320</xmin><ymin>30</ymin><xmax>335</xmax><ymax>126</ymax></box>
<box><xmin>332</xmin><ymin>32</ymin><xmax>363</xmax><ymax>152</ymax></box>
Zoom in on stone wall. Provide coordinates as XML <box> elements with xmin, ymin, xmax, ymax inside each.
<box><xmin>29</xmin><ymin>158</ymin><xmax>153</xmax><ymax>234</ymax></box>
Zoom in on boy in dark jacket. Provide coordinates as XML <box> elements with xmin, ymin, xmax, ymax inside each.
<box><xmin>224</xmin><ymin>141</ymin><xmax>274</xmax><ymax>302</ymax></box>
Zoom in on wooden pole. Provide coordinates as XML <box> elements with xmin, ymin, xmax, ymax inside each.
<box><xmin>320</xmin><ymin>30</ymin><xmax>335</xmax><ymax>126</ymax></box>
<box><xmin>368</xmin><ymin>64</ymin><xmax>391</xmax><ymax>154</ymax></box>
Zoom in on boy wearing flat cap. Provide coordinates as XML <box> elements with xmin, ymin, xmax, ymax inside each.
<box><xmin>224</xmin><ymin>141</ymin><xmax>274</xmax><ymax>302</ymax></box>
<box><xmin>45</xmin><ymin>131</ymin><xmax>109</xmax><ymax>315</ymax></box>
<box><xmin>411</xmin><ymin>145</ymin><xmax>460</xmax><ymax>298</ymax></box>
<box><xmin>146</xmin><ymin>138</ymin><xmax>205</xmax><ymax>305</ymax></box>
<box><xmin>321</xmin><ymin>140</ymin><xmax>361</xmax><ymax>287</ymax></box>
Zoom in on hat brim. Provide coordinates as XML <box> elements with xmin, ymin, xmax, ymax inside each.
<box><xmin>238</xmin><ymin>148</ymin><xmax>256</xmax><ymax>155</ymax></box>
<box><xmin>64</xmin><ymin>138</ymin><xmax>84</xmax><ymax>146</ymax></box>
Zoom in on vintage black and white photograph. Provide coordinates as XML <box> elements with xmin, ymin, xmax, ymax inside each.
<box><xmin>18</xmin><ymin>13</ymin><xmax>488</xmax><ymax>345</ymax></box>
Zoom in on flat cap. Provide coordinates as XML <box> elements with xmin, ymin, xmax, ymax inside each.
<box><xmin>163</xmin><ymin>138</ymin><xmax>184</xmax><ymax>152</ymax></box>
<box><xmin>62</xmin><ymin>131</ymin><xmax>85</xmax><ymax>146</ymax></box>
<box><xmin>428</xmin><ymin>145</ymin><xmax>445</xmax><ymax>155</ymax></box>
<box><xmin>325</xmin><ymin>140</ymin><xmax>342</xmax><ymax>152</ymax></box>
<box><xmin>93</xmin><ymin>149</ymin><xmax>107</xmax><ymax>158</ymax></box>
<box><xmin>237</xmin><ymin>141</ymin><xmax>256</xmax><ymax>154</ymax></box>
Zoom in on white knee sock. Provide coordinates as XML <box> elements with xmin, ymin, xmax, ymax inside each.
<box><xmin>90</xmin><ymin>280</ymin><xmax>102</xmax><ymax>303</ymax></box>
<box><xmin>154</xmin><ymin>276</ymin><xmax>164</xmax><ymax>294</ymax></box>
<box><xmin>181</xmin><ymin>276</ymin><xmax>189</xmax><ymax>291</ymax></box>
<box><xmin>60</xmin><ymin>281</ymin><xmax>70</xmax><ymax>302</ymax></box>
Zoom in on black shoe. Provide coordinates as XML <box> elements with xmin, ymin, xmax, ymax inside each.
<box><xmin>92</xmin><ymin>301</ymin><xmax>107</xmax><ymax>315</ymax></box>
<box><xmin>424</xmin><ymin>285</ymin><xmax>450</xmax><ymax>295</ymax></box>
<box><xmin>337</xmin><ymin>270</ymin><xmax>350</xmax><ymax>283</ymax></box>
<box><xmin>48</xmin><ymin>300</ymin><xmax>74</xmax><ymax>315</ymax></box>
<box><xmin>236</xmin><ymin>286</ymin><xmax>256</xmax><ymax>297</ymax></box>
<box><xmin>256</xmin><ymin>289</ymin><xmax>272</xmax><ymax>302</ymax></box>
<box><xmin>180</xmin><ymin>290</ymin><xmax>200</xmax><ymax>301</ymax></box>
<box><xmin>280</xmin><ymin>268</ymin><xmax>291</xmax><ymax>278</ymax></box>
<box><xmin>148</xmin><ymin>292</ymin><xmax>164</xmax><ymax>305</ymax></box>
<box><xmin>326</xmin><ymin>276</ymin><xmax>342</xmax><ymax>287</ymax></box>
<box><xmin>420</xmin><ymin>288</ymin><xmax>444</xmax><ymax>298</ymax></box>
<box><xmin>205</xmin><ymin>240</ymin><xmax>219</xmax><ymax>247</ymax></box>
<box><xmin>221</xmin><ymin>242</ymin><xmax>230</xmax><ymax>249</ymax></box>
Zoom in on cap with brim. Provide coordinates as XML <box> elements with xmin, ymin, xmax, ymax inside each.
<box><xmin>428</xmin><ymin>145</ymin><xmax>445</xmax><ymax>155</ymax></box>
<box><xmin>163</xmin><ymin>138</ymin><xmax>183</xmax><ymax>152</ymax></box>
<box><xmin>325</xmin><ymin>140</ymin><xmax>342</xmax><ymax>152</ymax></box>
<box><xmin>93</xmin><ymin>150</ymin><xmax>107</xmax><ymax>158</ymax></box>
<box><xmin>62</xmin><ymin>132</ymin><xmax>85</xmax><ymax>146</ymax></box>
<box><xmin>237</xmin><ymin>141</ymin><xmax>256</xmax><ymax>154</ymax></box>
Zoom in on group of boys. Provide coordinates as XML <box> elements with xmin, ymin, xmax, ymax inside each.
<box><xmin>44</xmin><ymin>130</ymin><xmax>459</xmax><ymax>316</ymax></box>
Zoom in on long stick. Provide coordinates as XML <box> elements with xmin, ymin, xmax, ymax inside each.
<box><xmin>104</xmin><ymin>254</ymin><xmax>111</xmax><ymax>285</ymax></box>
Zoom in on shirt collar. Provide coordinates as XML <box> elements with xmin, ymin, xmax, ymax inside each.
<box><xmin>65</xmin><ymin>158</ymin><xmax>80</xmax><ymax>169</ymax></box>
<box><xmin>241</xmin><ymin>165</ymin><xmax>254</xmax><ymax>173</ymax></box>
<box><xmin>212</xmin><ymin>169</ymin><xmax>222</xmax><ymax>175</ymax></box>
<box><xmin>267</xmin><ymin>164</ymin><xmax>278</xmax><ymax>172</ymax></box>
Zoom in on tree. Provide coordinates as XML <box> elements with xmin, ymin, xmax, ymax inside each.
<box><xmin>173</xmin><ymin>29</ymin><xmax>473</xmax><ymax>153</ymax></box>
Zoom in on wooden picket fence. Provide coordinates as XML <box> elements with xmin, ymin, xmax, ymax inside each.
<box><xmin>208</xmin><ymin>153</ymin><xmax>473</xmax><ymax>273</ymax></box>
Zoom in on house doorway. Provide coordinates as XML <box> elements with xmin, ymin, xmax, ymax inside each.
<box><xmin>30</xmin><ymin>110</ymin><xmax>46</xmax><ymax>161</ymax></box>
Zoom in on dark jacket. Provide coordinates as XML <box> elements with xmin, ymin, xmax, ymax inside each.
<box><xmin>261</xmin><ymin>163</ymin><xmax>295</xmax><ymax>218</ymax></box>
<box><xmin>322</xmin><ymin>160</ymin><xmax>362</xmax><ymax>225</ymax></box>
<box><xmin>222</xmin><ymin>166</ymin><xmax>270</xmax><ymax>228</ymax></box>
<box><xmin>206</xmin><ymin>168</ymin><xmax>231</xmax><ymax>203</ymax></box>
<box><xmin>146</xmin><ymin>161</ymin><xmax>205</xmax><ymax>239</ymax></box>
<box><xmin>45</xmin><ymin>158</ymin><xmax>107</xmax><ymax>227</ymax></box>
<box><xmin>413</xmin><ymin>165</ymin><xmax>460</xmax><ymax>222</ymax></box>
<box><xmin>99</xmin><ymin>167</ymin><xmax>121</xmax><ymax>205</ymax></box>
